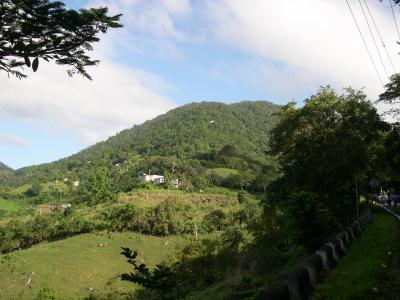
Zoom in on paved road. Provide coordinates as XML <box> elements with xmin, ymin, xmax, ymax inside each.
<box><xmin>380</xmin><ymin>204</ymin><xmax>400</xmax><ymax>221</ymax></box>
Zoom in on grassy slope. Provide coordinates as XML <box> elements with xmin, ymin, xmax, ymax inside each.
<box><xmin>312</xmin><ymin>210</ymin><xmax>400</xmax><ymax>300</ymax></box>
<box><xmin>0</xmin><ymin>199</ymin><xmax>24</xmax><ymax>212</ymax></box>
<box><xmin>206</xmin><ymin>168</ymin><xmax>239</xmax><ymax>178</ymax></box>
<box><xmin>0</xmin><ymin>232</ymin><xmax>186</xmax><ymax>300</ymax></box>
<box><xmin>118</xmin><ymin>189</ymin><xmax>239</xmax><ymax>207</ymax></box>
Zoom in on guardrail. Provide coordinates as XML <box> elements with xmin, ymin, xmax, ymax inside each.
<box><xmin>255</xmin><ymin>209</ymin><xmax>373</xmax><ymax>300</ymax></box>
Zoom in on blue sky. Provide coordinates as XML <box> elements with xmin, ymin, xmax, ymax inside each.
<box><xmin>1</xmin><ymin>0</ymin><xmax>400</xmax><ymax>169</ymax></box>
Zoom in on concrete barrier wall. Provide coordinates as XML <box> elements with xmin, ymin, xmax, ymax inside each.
<box><xmin>257</xmin><ymin>209</ymin><xmax>373</xmax><ymax>300</ymax></box>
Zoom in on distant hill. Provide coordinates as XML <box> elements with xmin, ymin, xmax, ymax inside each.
<box><xmin>2</xmin><ymin>101</ymin><xmax>281</xmax><ymax>189</ymax></box>
<box><xmin>0</xmin><ymin>162</ymin><xmax>13</xmax><ymax>173</ymax></box>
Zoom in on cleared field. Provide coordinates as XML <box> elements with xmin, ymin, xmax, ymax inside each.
<box><xmin>206</xmin><ymin>168</ymin><xmax>239</xmax><ymax>178</ymax></box>
<box><xmin>118</xmin><ymin>189</ymin><xmax>238</xmax><ymax>208</ymax></box>
<box><xmin>0</xmin><ymin>199</ymin><xmax>24</xmax><ymax>212</ymax></box>
<box><xmin>0</xmin><ymin>232</ymin><xmax>186</xmax><ymax>299</ymax></box>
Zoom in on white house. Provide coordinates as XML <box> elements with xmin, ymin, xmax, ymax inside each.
<box><xmin>138</xmin><ymin>174</ymin><xmax>165</xmax><ymax>184</ymax></box>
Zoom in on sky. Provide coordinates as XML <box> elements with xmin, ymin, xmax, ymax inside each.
<box><xmin>1</xmin><ymin>0</ymin><xmax>400</xmax><ymax>169</ymax></box>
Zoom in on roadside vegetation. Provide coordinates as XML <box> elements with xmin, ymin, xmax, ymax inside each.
<box><xmin>312</xmin><ymin>209</ymin><xmax>400</xmax><ymax>300</ymax></box>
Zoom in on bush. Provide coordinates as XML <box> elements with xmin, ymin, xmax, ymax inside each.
<box><xmin>202</xmin><ymin>209</ymin><xmax>226</xmax><ymax>232</ymax></box>
<box><xmin>287</xmin><ymin>191</ymin><xmax>341</xmax><ymax>251</ymax></box>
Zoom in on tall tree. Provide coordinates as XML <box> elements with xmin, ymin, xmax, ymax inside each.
<box><xmin>0</xmin><ymin>0</ymin><xmax>122</xmax><ymax>79</ymax></box>
<box><xmin>269</xmin><ymin>87</ymin><xmax>388</xmax><ymax>222</ymax></box>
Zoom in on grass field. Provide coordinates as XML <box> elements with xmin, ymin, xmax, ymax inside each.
<box><xmin>312</xmin><ymin>210</ymin><xmax>400</xmax><ymax>300</ymax></box>
<box><xmin>118</xmin><ymin>189</ymin><xmax>239</xmax><ymax>208</ymax></box>
<box><xmin>0</xmin><ymin>199</ymin><xmax>24</xmax><ymax>212</ymax></box>
<box><xmin>0</xmin><ymin>232</ymin><xmax>186</xmax><ymax>299</ymax></box>
<box><xmin>206</xmin><ymin>168</ymin><xmax>239</xmax><ymax>178</ymax></box>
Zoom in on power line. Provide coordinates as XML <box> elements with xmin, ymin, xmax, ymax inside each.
<box><xmin>359</xmin><ymin>0</ymin><xmax>390</xmax><ymax>79</ymax></box>
<box><xmin>346</xmin><ymin>0</ymin><xmax>384</xmax><ymax>86</ymax></box>
<box><xmin>389</xmin><ymin>0</ymin><xmax>400</xmax><ymax>41</ymax></box>
<box><xmin>363</xmin><ymin>0</ymin><xmax>397</xmax><ymax>74</ymax></box>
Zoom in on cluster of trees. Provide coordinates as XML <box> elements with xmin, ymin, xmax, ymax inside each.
<box><xmin>262</xmin><ymin>87</ymin><xmax>397</xmax><ymax>250</ymax></box>
<box><xmin>0</xmin><ymin>212</ymin><xmax>94</xmax><ymax>253</ymax></box>
<box><xmin>0</xmin><ymin>194</ymin><xmax>260</xmax><ymax>254</ymax></box>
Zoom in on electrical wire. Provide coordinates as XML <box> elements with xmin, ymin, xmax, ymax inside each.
<box><xmin>363</xmin><ymin>0</ymin><xmax>397</xmax><ymax>74</ymax></box>
<box><xmin>346</xmin><ymin>0</ymin><xmax>385</xmax><ymax>86</ymax></box>
<box><xmin>389</xmin><ymin>0</ymin><xmax>400</xmax><ymax>41</ymax></box>
<box><xmin>359</xmin><ymin>0</ymin><xmax>390</xmax><ymax>79</ymax></box>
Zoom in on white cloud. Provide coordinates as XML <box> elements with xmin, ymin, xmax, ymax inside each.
<box><xmin>203</xmin><ymin>0</ymin><xmax>400</xmax><ymax>101</ymax></box>
<box><xmin>86</xmin><ymin>0</ymin><xmax>191</xmax><ymax>60</ymax></box>
<box><xmin>0</xmin><ymin>45</ymin><xmax>176</xmax><ymax>146</ymax></box>
<box><xmin>0</xmin><ymin>132</ymin><xmax>29</xmax><ymax>148</ymax></box>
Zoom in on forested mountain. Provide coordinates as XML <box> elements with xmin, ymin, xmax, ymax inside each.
<box><xmin>1</xmin><ymin>101</ymin><xmax>281</xmax><ymax>190</ymax></box>
<box><xmin>0</xmin><ymin>162</ymin><xmax>13</xmax><ymax>174</ymax></box>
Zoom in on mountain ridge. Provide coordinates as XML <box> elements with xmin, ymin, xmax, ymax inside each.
<box><xmin>2</xmin><ymin>100</ymin><xmax>281</xmax><ymax>187</ymax></box>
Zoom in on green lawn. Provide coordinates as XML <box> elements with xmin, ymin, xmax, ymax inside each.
<box><xmin>312</xmin><ymin>210</ymin><xmax>400</xmax><ymax>300</ymax></box>
<box><xmin>0</xmin><ymin>232</ymin><xmax>186</xmax><ymax>299</ymax></box>
<box><xmin>0</xmin><ymin>198</ymin><xmax>24</xmax><ymax>212</ymax></box>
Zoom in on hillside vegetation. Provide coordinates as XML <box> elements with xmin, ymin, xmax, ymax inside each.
<box><xmin>1</xmin><ymin>87</ymin><xmax>396</xmax><ymax>300</ymax></box>
<box><xmin>1</xmin><ymin>101</ymin><xmax>280</xmax><ymax>192</ymax></box>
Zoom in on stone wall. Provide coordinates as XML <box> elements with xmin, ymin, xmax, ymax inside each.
<box><xmin>255</xmin><ymin>209</ymin><xmax>373</xmax><ymax>300</ymax></box>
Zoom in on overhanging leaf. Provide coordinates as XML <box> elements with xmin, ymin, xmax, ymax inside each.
<box><xmin>24</xmin><ymin>57</ymin><xmax>31</xmax><ymax>67</ymax></box>
<box><xmin>32</xmin><ymin>57</ymin><xmax>39</xmax><ymax>72</ymax></box>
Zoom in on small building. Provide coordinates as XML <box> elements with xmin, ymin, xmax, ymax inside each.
<box><xmin>73</xmin><ymin>181</ymin><xmax>79</xmax><ymax>187</ymax></box>
<box><xmin>138</xmin><ymin>174</ymin><xmax>165</xmax><ymax>184</ymax></box>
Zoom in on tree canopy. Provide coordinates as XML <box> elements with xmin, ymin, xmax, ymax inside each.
<box><xmin>378</xmin><ymin>73</ymin><xmax>400</xmax><ymax>118</ymax></box>
<box><xmin>0</xmin><ymin>0</ymin><xmax>122</xmax><ymax>79</ymax></box>
<box><xmin>269</xmin><ymin>87</ymin><xmax>388</xmax><ymax>222</ymax></box>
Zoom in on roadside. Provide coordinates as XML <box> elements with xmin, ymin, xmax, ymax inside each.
<box><xmin>311</xmin><ymin>209</ymin><xmax>400</xmax><ymax>300</ymax></box>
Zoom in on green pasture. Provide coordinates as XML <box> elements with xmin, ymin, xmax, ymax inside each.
<box><xmin>0</xmin><ymin>199</ymin><xmax>24</xmax><ymax>212</ymax></box>
<box><xmin>0</xmin><ymin>232</ymin><xmax>185</xmax><ymax>299</ymax></box>
<box><xmin>207</xmin><ymin>168</ymin><xmax>239</xmax><ymax>178</ymax></box>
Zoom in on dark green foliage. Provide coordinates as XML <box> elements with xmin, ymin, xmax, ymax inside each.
<box><xmin>286</xmin><ymin>191</ymin><xmax>340</xmax><ymax>251</ymax></box>
<box><xmin>202</xmin><ymin>209</ymin><xmax>226</xmax><ymax>232</ymax></box>
<box><xmin>151</xmin><ymin>199</ymin><xmax>195</xmax><ymax>235</ymax></box>
<box><xmin>379</xmin><ymin>128</ymin><xmax>400</xmax><ymax>191</ymax></box>
<box><xmin>0</xmin><ymin>212</ymin><xmax>95</xmax><ymax>253</ymax></box>
<box><xmin>1</xmin><ymin>101</ymin><xmax>281</xmax><ymax>193</ymax></box>
<box><xmin>0</xmin><ymin>0</ymin><xmax>122</xmax><ymax>79</ymax></box>
<box><xmin>121</xmin><ymin>248</ymin><xmax>183</xmax><ymax>300</ymax></box>
<box><xmin>237</xmin><ymin>191</ymin><xmax>246</xmax><ymax>204</ymax></box>
<box><xmin>253</xmin><ymin>201</ymin><xmax>291</xmax><ymax>269</ymax></box>
<box><xmin>269</xmin><ymin>87</ymin><xmax>388</xmax><ymax>224</ymax></box>
<box><xmin>220</xmin><ymin>225</ymin><xmax>244</xmax><ymax>253</ymax></box>
<box><xmin>80</xmin><ymin>167</ymin><xmax>116</xmax><ymax>205</ymax></box>
<box><xmin>378</xmin><ymin>73</ymin><xmax>400</xmax><ymax>119</ymax></box>
<box><xmin>103</xmin><ymin>203</ymin><xmax>142</xmax><ymax>232</ymax></box>
<box><xmin>25</xmin><ymin>182</ymin><xmax>43</xmax><ymax>197</ymax></box>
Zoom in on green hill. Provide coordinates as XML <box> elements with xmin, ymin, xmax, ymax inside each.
<box><xmin>1</xmin><ymin>101</ymin><xmax>281</xmax><ymax>191</ymax></box>
<box><xmin>0</xmin><ymin>161</ymin><xmax>12</xmax><ymax>173</ymax></box>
